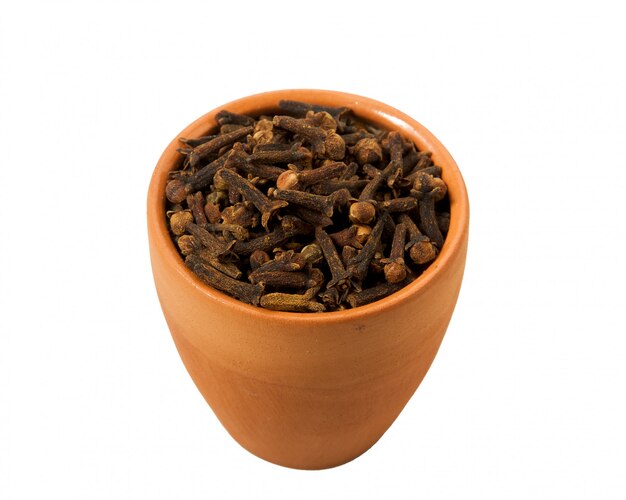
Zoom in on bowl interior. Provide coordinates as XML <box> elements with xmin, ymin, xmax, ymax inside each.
<box><xmin>147</xmin><ymin>89</ymin><xmax>469</xmax><ymax>324</ymax></box>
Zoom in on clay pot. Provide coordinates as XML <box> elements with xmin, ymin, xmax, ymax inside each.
<box><xmin>147</xmin><ymin>90</ymin><xmax>469</xmax><ymax>469</ymax></box>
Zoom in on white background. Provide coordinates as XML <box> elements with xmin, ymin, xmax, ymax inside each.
<box><xmin>1</xmin><ymin>1</ymin><xmax>625</xmax><ymax>498</ymax></box>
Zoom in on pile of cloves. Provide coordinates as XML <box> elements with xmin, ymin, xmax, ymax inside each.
<box><xmin>165</xmin><ymin>100</ymin><xmax>450</xmax><ymax>312</ymax></box>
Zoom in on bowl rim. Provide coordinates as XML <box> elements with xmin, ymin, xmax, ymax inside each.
<box><xmin>147</xmin><ymin>89</ymin><xmax>469</xmax><ymax>325</ymax></box>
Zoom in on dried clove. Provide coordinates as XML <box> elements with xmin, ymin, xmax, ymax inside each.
<box><xmin>272</xmin><ymin>115</ymin><xmax>345</xmax><ymax>160</ymax></box>
<box><xmin>278</xmin><ymin>99</ymin><xmax>348</xmax><ymax>120</ymax></box>
<box><xmin>377</xmin><ymin>197</ymin><xmax>417</xmax><ymax>213</ymax></box>
<box><xmin>231</xmin><ymin>216</ymin><xmax>309</xmax><ymax>255</ymax></box>
<box><xmin>186</xmin><ymin>254</ymin><xmax>263</xmax><ymax>305</ymax></box>
<box><xmin>299</xmin><ymin>244</ymin><xmax>323</xmax><ymax>266</ymax></box>
<box><xmin>202</xmin><ymin>223</ymin><xmax>248</xmax><ymax>241</ymax></box>
<box><xmin>188</xmin><ymin>126</ymin><xmax>254</xmax><ymax>168</ymax></box>
<box><xmin>346</xmin><ymin>212</ymin><xmax>390</xmax><ymax>281</ymax></box>
<box><xmin>249</xmin><ymin>250</ymin><xmax>303</xmax><ymax>275</ymax></box>
<box><xmin>341</xmin><ymin>245</ymin><xmax>358</xmax><ymax>266</ymax></box>
<box><xmin>166</xmin><ymin>102</ymin><xmax>450</xmax><ymax>311</ymax></box>
<box><xmin>346</xmin><ymin>281</ymin><xmax>405</xmax><ymax>308</ymax></box>
<box><xmin>273</xmin><ymin>188</ymin><xmax>350</xmax><ymax>218</ymax></box>
<box><xmin>247</xmin><ymin>146</ymin><xmax>312</xmax><ymax>167</ymax></box>
<box><xmin>249</xmin><ymin>249</ymin><xmax>271</xmax><ymax>270</ymax></box>
<box><xmin>260</xmin><ymin>288</ymin><xmax>326</xmax><ymax>312</ymax></box>
<box><xmin>249</xmin><ymin>271</ymin><xmax>312</xmax><ymax>289</ymax></box>
<box><xmin>204</xmin><ymin>201</ymin><xmax>221</xmax><ymax>224</ymax></box>
<box><xmin>217</xmin><ymin>168</ymin><xmax>288</xmax><ymax>228</ymax></box>
<box><xmin>289</xmin><ymin>205</ymin><xmax>334</xmax><ymax>228</ymax></box>
<box><xmin>169</xmin><ymin>210</ymin><xmax>194</xmax><ymax>236</ymax></box>
<box><xmin>305</xmin><ymin>110</ymin><xmax>338</xmax><ymax>132</ymax></box>
<box><xmin>220</xmin><ymin>124</ymin><xmax>246</xmax><ymax>134</ymax></box>
<box><xmin>225</xmin><ymin>144</ymin><xmax>286</xmax><ymax>180</ymax></box>
<box><xmin>221</xmin><ymin>202</ymin><xmax>259</xmax><ymax>229</ymax></box>
<box><xmin>275</xmin><ymin>161</ymin><xmax>346</xmax><ymax>190</ymax></box>
<box><xmin>315</xmin><ymin>227</ymin><xmax>351</xmax><ymax>289</ymax></box>
<box><xmin>381</xmin><ymin>222</ymin><xmax>408</xmax><ymax>283</ymax></box>
<box><xmin>341</xmin><ymin>131</ymin><xmax>375</xmax><ymax>146</ymax></box>
<box><xmin>349</xmin><ymin>201</ymin><xmax>376</xmax><ymax>225</ymax></box>
<box><xmin>353</xmin><ymin>138</ymin><xmax>383</xmax><ymax>165</ymax></box>
<box><xmin>166</xmin><ymin>151</ymin><xmax>230</xmax><ymax>203</ymax></box>
<box><xmin>216</xmin><ymin>109</ymin><xmax>255</xmax><ymax>126</ymax></box>
<box><xmin>329</xmin><ymin>225</ymin><xmax>359</xmax><ymax>248</ymax></box>
<box><xmin>405</xmin><ymin>165</ymin><xmax>442</xmax><ymax>184</ymax></box>
<box><xmin>398</xmin><ymin>214</ymin><xmax>437</xmax><ymax>265</ymax></box>
<box><xmin>185</xmin><ymin>222</ymin><xmax>235</xmax><ymax>258</ymax></box>
<box><xmin>177</xmin><ymin>234</ymin><xmax>200</xmax><ymax>255</ymax></box>
<box><xmin>383</xmin><ymin>131</ymin><xmax>404</xmax><ymax>188</ymax></box>
<box><xmin>193</xmin><ymin>249</ymin><xmax>243</xmax><ymax>280</ymax></box>
<box><xmin>187</xmin><ymin>192</ymin><xmax>208</xmax><ymax>226</ymax></box>
<box><xmin>359</xmin><ymin>164</ymin><xmax>385</xmax><ymax>201</ymax></box>
<box><xmin>411</xmin><ymin>172</ymin><xmax>445</xmax><ymax>248</ymax></box>
<box><xmin>179</xmin><ymin>134</ymin><xmax>218</xmax><ymax>148</ymax></box>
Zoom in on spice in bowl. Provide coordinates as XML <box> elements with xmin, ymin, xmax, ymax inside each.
<box><xmin>164</xmin><ymin>100</ymin><xmax>449</xmax><ymax>312</ymax></box>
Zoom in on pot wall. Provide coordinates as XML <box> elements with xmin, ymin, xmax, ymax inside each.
<box><xmin>147</xmin><ymin>90</ymin><xmax>469</xmax><ymax>469</ymax></box>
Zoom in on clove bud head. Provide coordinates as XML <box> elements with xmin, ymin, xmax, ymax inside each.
<box><xmin>384</xmin><ymin>262</ymin><xmax>407</xmax><ymax>284</ymax></box>
<box><xmin>353</xmin><ymin>138</ymin><xmax>383</xmax><ymax>165</ymax></box>
<box><xmin>249</xmin><ymin>250</ymin><xmax>271</xmax><ymax>270</ymax></box>
<box><xmin>324</xmin><ymin>132</ymin><xmax>346</xmax><ymax>161</ymax></box>
<box><xmin>413</xmin><ymin>172</ymin><xmax>447</xmax><ymax>201</ymax></box>
<box><xmin>177</xmin><ymin>235</ymin><xmax>198</xmax><ymax>255</ymax></box>
<box><xmin>276</xmin><ymin>170</ymin><xmax>300</xmax><ymax>191</ymax></box>
<box><xmin>306</xmin><ymin>110</ymin><xmax>337</xmax><ymax>132</ymax></box>
<box><xmin>409</xmin><ymin>240</ymin><xmax>437</xmax><ymax>264</ymax></box>
<box><xmin>350</xmin><ymin>201</ymin><xmax>376</xmax><ymax>225</ymax></box>
<box><xmin>169</xmin><ymin>210</ymin><xmax>194</xmax><ymax>235</ymax></box>
<box><xmin>166</xmin><ymin>178</ymin><xmax>188</xmax><ymax>204</ymax></box>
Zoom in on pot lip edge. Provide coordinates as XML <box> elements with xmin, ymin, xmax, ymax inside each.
<box><xmin>147</xmin><ymin>89</ymin><xmax>469</xmax><ymax>325</ymax></box>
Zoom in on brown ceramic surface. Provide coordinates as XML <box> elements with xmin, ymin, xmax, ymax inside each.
<box><xmin>147</xmin><ymin>90</ymin><xmax>469</xmax><ymax>469</ymax></box>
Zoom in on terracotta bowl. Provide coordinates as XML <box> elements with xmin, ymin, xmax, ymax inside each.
<box><xmin>147</xmin><ymin>89</ymin><xmax>469</xmax><ymax>469</ymax></box>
